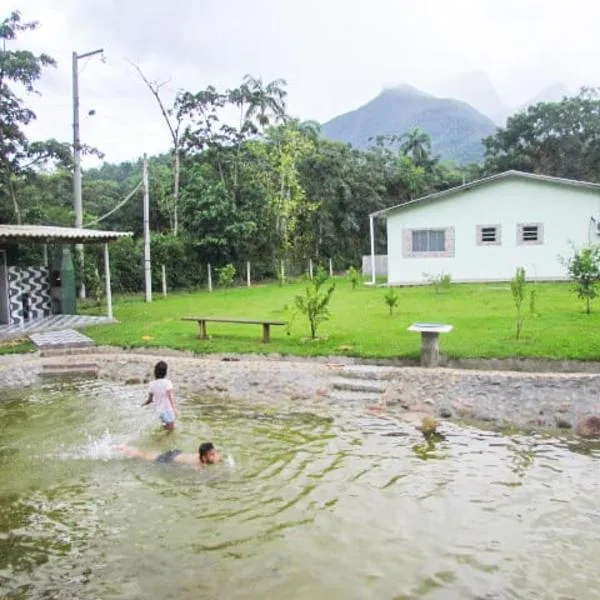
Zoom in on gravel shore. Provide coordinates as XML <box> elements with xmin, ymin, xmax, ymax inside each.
<box><xmin>1</xmin><ymin>348</ymin><xmax>599</xmax><ymax>434</ymax></box>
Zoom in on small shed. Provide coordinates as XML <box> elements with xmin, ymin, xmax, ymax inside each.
<box><xmin>0</xmin><ymin>225</ymin><xmax>132</xmax><ymax>326</ymax></box>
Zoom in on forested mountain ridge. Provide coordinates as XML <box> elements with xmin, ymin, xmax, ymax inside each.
<box><xmin>321</xmin><ymin>85</ymin><xmax>498</xmax><ymax>163</ymax></box>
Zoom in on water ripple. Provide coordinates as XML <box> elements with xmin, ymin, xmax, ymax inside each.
<box><xmin>1</xmin><ymin>381</ymin><xmax>600</xmax><ymax>599</ymax></box>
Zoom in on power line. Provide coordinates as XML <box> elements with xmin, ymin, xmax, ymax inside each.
<box><xmin>83</xmin><ymin>181</ymin><xmax>142</xmax><ymax>228</ymax></box>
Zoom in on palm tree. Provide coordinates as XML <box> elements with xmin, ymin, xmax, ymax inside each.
<box><xmin>399</xmin><ymin>127</ymin><xmax>432</xmax><ymax>166</ymax></box>
<box><xmin>243</xmin><ymin>75</ymin><xmax>288</xmax><ymax>132</ymax></box>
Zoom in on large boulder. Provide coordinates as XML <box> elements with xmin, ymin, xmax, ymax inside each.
<box><xmin>575</xmin><ymin>416</ymin><xmax>600</xmax><ymax>438</ymax></box>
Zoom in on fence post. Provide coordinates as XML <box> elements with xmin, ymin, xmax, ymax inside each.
<box><xmin>329</xmin><ymin>258</ymin><xmax>333</xmax><ymax>277</ymax></box>
<box><xmin>161</xmin><ymin>264</ymin><xmax>167</xmax><ymax>297</ymax></box>
<box><xmin>208</xmin><ymin>263</ymin><xmax>213</xmax><ymax>292</ymax></box>
<box><xmin>309</xmin><ymin>258</ymin><xmax>314</xmax><ymax>280</ymax></box>
<box><xmin>246</xmin><ymin>261</ymin><xmax>251</xmax><ymax>287</ymax></box>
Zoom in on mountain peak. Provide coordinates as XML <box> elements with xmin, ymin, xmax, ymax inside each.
<box><xmin>430</xmin><ymin>71</ymin><xmax>509</xmax><ymax>125</ymax></box>
<box><xmin>321</xmin><ymin>87</ymin><xmax>496</xmax><ymax>164</ymax></box>
<box><xmin>381</xmin><ymin>84</ymin><xmax>431</xmax><ymax>97</ymax></box>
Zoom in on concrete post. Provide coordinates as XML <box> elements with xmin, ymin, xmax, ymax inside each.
<box><xmin>369</xmin><ymin>215</ymin><xmax>376</xmax><ymax>285</ymax></box>
<box><xmin>420</xmin><ymin>332</ymin><xmax>440</xmax><ymax>367</ymax></box>
<box><xmin>161</xmin><ymin>264</ymin><xmax>167</xmax><ymax>297</ymax></box>
<box><xmin>103</xmin><ymin>243</ymin><xmax>113</xmax><ymax>320</ymax></box>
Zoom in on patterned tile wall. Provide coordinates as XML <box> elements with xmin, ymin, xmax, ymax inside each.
<box><xmin>7</xmin><ymin>266</ymin><xmax>52</xmax><ymax>325</ymax></box>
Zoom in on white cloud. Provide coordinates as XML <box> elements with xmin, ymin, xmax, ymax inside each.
<box><xmin>7</xmin><ymin>0</ymin><xmax>600</xmax><ymax>164</ymax></box>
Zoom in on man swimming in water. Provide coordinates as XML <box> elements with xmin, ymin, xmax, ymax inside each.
<box><xmin>115</xmin><ymin>442</ymin><xmax>220</xmax><ymax>466</ymax></box>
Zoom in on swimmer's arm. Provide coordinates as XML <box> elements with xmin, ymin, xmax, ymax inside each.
<box><xmin>142</xmin><ymin>392</ymin><xmax>153</xmax><ymax>407</ymax></box>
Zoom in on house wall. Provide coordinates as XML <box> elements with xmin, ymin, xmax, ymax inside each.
<box><xmin>386</xmin><ymin>178</ymin><xmax>600</xmax><ymax>285</ymax></box>
<box><xmin>7</xmin><ymin>266</ymin><xmax>52</xmax><ymax>325</ymax></box>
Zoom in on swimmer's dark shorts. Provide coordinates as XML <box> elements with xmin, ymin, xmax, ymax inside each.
<box><xmin>155</xmin><ymin>449</ymin><xmax>182</xmax><ymax>463</ymax></box>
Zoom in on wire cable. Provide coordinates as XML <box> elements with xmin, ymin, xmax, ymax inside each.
<box><xmin>83</xmin><ymin>181</ymin><xmax>142</xmax><ymax>227</ymax></box>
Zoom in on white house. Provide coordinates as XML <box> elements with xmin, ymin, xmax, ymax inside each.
<box><xmin>368</xmin><ymin>170</ymin><xmax>600</xmax><ymax>286</ymax></box>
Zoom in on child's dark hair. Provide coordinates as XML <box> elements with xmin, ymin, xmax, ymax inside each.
<box><xmin>199</xmin><ymin>442</ymin><xmax>214</xmax><ymax>459</ymax></box>
<box><xmin>154</xmin><ymin>360</ymin><xmax>168</xmax><ymax>379</ymax></box>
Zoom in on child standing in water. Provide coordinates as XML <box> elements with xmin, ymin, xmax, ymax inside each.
<box><xmin>143</xmin><ymin>360</ymin><xmax>178</xmax><ymax>431</ymax></box>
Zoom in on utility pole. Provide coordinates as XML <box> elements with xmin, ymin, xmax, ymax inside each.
<box><xmin>143</xmin><ymin>154</ymin><xmax>152</xmax><ymax>302</ymax></box>
<box><xmin>72</xmin><ymin>47</ymin><xmax>103</xmax><ymax>300</ymax></box>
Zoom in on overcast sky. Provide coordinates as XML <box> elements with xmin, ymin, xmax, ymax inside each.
<box><xmin>9</xmin><ymin>0</ymin><xmax>600</xmax><ymax>165</ymax></box>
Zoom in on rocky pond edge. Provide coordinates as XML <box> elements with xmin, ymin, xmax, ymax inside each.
<box><xmin>1</xmin><ymin>346</ymin><xmax>599</xmax><ymax>438</ymax></box>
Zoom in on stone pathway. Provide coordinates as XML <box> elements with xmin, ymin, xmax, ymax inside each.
<box><xmin>29</xmin><ymin>328</ymin><xmax>96</xmax><ymax>351</ymax></box>
<box><xmin>0</xmin><ymin>315</ymin><xmax>114</xmax><ymax>342</ymax></box>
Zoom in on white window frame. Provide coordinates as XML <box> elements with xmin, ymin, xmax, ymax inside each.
<box><xmin>517</xmin><ymin>223</ymin><xmax>544</xmax><ymax>245</ymax></box>
<box><xmin>402</xmin><ymin>227</ymin><xmax>455</xmax><ymax>258</ymax></box>
<box><xmin>476</xmin><ymin>224</ymin><xmax>501</xmax><ymax>246</ymax></box>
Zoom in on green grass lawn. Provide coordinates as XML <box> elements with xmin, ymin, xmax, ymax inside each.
<box><xmin>77</xmin><ymin>280</ymin><xmax>600</xmax><ymax>361</ymax></box>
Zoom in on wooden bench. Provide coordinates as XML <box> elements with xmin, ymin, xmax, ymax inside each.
<box><xmin>182</xmin><ymin>317</ymin><xmax>286</xmax><ymax>343</ymax></box>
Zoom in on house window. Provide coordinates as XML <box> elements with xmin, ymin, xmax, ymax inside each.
<box><xmin>412</xmin><ymin>229</ymin><xmax>445</xmax><ymax>252</ymax></box>
<box><xmin>402</xmin><ymin>227</ymin><xmax>455</xmax><ymax>258</ymax></box>
<box><xmin>477</xmin><ymin>224</ymin><xmax>501</xmax><ymax>245</ymax></box>
<box><xmin>517</xmin><ymin>223</ymin><xmax>544</xmax><ymax>245</ymax></box>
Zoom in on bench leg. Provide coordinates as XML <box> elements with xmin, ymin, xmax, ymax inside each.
<box><xmin>420</xmin><ymin>332</ymin><xmax>440</xmax><ymax>367</ymax></box>
<box><xmin>199</xmin><ymin>321</ymin><xmax>208</xmax><ymax>340</ymax></box>
<box><xmin>262</xmin><ymin>323</ymin><xmax>270</xmax><ymax>343</ymax></box>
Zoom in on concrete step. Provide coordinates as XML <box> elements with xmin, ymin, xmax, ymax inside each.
<box><xmin>327</xmin><ymin>390</ymin><xmax>384</xmax><ymax>404</ymax></box>
<box><xmin>330</xmin><ymin>377</ymin><xmax>387</xmax><ymax>394</ymax></box>
<box><xmin>40</xmin><ymin>363</ymin><xmax>99</xmax><ymax>378</ymax></box>
<box><xmin>40</xmin><ymin>347</ymin><xmax>97</xmax><ymax>358</ymax></box>
<box><xmin>331</xmin><ymin>365</ymin><xmax>397</xmax><ymax>381</ymax></box>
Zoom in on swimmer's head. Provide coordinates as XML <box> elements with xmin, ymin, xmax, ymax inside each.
<box><xmin>199</xmin><ymin>442</ymin><xmax>219</xmax><ymax>464</ymax></box>
<box><xmin>154</xmin><ymin>361</ymin><xmax>168</xmax><ymax>379</ymax></box>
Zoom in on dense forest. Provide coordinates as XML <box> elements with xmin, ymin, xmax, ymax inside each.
<box><xmin>3</xmin><ymin>10</ymin><xmax>600</xmax><ymax>294</ymax></box>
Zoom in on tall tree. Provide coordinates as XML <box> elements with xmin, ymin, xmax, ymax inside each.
<box><xmin>0</xmin><ymin>10</ymin><xmax>70</xmax><ymax>224</ymax></box>
<box><xmin>130</xmin><ymin>62</ymin><xmax>184</xmax><ymax>235</ymax></box>
<box><xmin>483</xmin><ymin>88</ymin><xmax>600</xmax><ymax>181</ymax></box>
<box><xmin>243</xmin><ymin>75</ymin><xmax>287</xmax><ymax>132</ymax></box>
<box><xmin>261</xmin><ymin>124</ymin><xmax>316</xmax><ymax>266</ymax></box>
<box><xmin>399</xmin><ymin>127</ymin><xmax>433</xmax><ymax>168</ymax></box>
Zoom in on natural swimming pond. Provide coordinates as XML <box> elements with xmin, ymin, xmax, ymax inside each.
<box><xmin>1</xmin><ymin>379</ymin><xmax>599</xmax><ymax>599</ymax></box>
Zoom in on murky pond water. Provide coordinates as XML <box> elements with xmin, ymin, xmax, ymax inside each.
<box><xmin>1</xmin><ymin>379</ymin><xmax>599</xmax><ymax>599</ymax></box>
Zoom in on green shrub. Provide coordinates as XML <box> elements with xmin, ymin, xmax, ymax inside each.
<box><xmin>423</xmin><ymin>272</ymin><xmax>452</xmax><ymax>294</ymax></box>
<box><xmin>216</xmin><ymin>263</ymin><xmax>236</xmax><ymax>287</ymax></box>
<box><xmin>564</xmin><ymin>245</ymin><xmax>600</xmax><ymax>314</ymax></box>
<box><xmin>384</xmin><ymin>288</ymin><xmax>399</xmax><ymax>315</ymax></box>
<box><xmin>345</xmin><ymin>266</ymin><xmax>362</xmax><ymax>289</ymax></box>
<box><xmin>510</xmin><ymin>267</ymin><xmax>527</xmax><ymax>340</ymax></box>
<box><xmin>294</xmin><ymin>267</ymin><xmax>336</xmax><ymax>339</ymax></box>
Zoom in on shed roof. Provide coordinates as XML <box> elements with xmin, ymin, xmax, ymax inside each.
<box><xmin>370</xmin><ymin>170</ymin><xmax>600</xmax><ymax>219</ymax></box>
<box><xmin>0</xmin><ymin>224</ymin><xmax>133</xmax><ymax>244</ymax></box>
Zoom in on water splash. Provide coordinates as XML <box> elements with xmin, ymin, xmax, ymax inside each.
<box><xmin>55</xmin><ymin>430</ymin><xmax>121</xmax><ymax>461</ymax></box>
<box><xmin>85</xmin><ymin>430</ymin><xmax>118</xmax><ymax>460</ymax></box>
